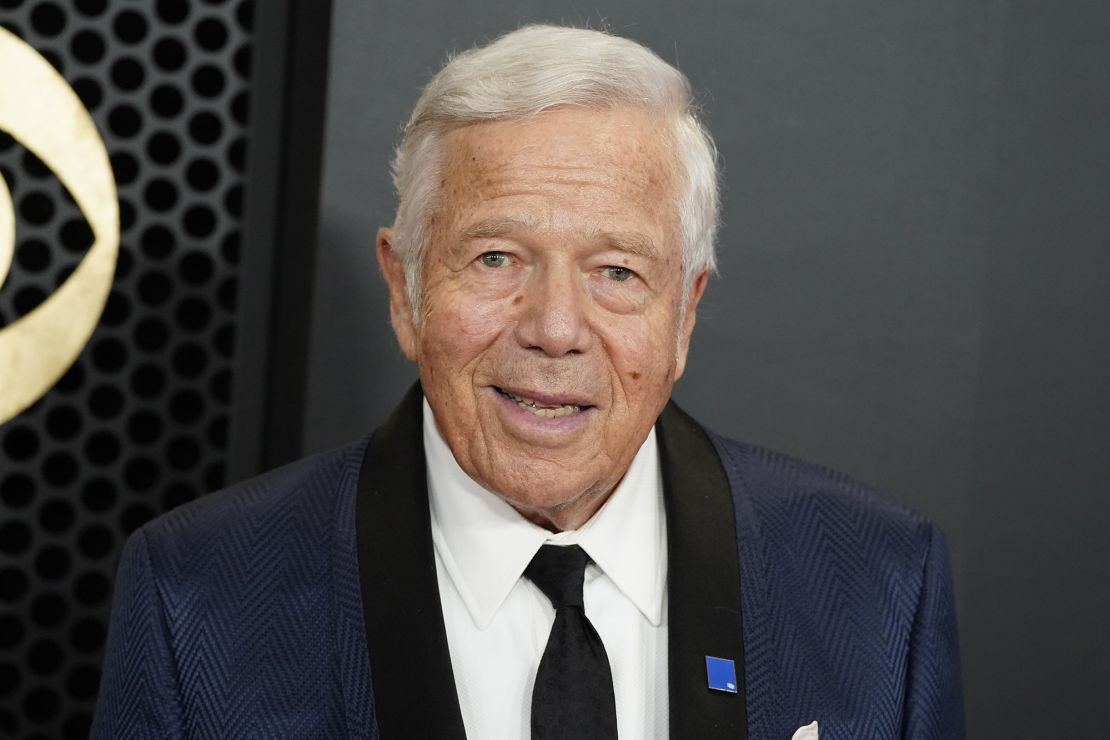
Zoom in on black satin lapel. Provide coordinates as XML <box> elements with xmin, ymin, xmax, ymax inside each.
<box><xmin>657</xmin><ymin>401</ymin><xmax>748</xmax><ymax>740</ymax></box>
<box><xmin>356</xmin><ymin>383</ymin><xmax>467</xmax><ymax>739</ymax></box>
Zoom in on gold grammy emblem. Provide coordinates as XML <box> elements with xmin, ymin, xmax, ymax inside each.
<box><xmin>0</xmin><ymin>27</ymin><xmax>119</xmax><ymax>426</ymax></box>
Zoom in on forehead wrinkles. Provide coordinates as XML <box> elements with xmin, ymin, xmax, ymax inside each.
<box><xmin>436</xmin><ymin>111</ymin><xmax>681</xmax><ymax>223</ymax></box>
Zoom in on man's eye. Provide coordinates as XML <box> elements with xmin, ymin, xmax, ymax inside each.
<box><xmin>479</xmin><ymin>252</ymin><xmax>510</xmax><ymax>268</ymax></box>
<box><xmin>603</xmin><ymin>266</ymin><xmax>634</xmax><ymax>282</ymax></box>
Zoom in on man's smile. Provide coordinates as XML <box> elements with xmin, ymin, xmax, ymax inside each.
<box><xmin>493</xmin><ymin>386</ymin><xmax>585</xmax><ymax>417</ymax></box>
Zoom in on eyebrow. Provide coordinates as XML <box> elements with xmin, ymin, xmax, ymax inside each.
<box><xmin>594</xmin><ymin>229</ymin><xmax>662</xmax><ymax>260</ymax></box>
<box><xmin>462</xmin><ymin>219</ymin><xmax>662</xmax><ymax>260</ymax></box>
<box><xmin>462</xmin><ymin>218</ymin><xmax>533</xmax><ymax>241</ymax></box>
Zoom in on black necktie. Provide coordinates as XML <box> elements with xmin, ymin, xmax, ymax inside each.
<box><xmin>525</xmin><ymin>544</ymin><xmax>618</xmax><ymax>740</ymax></box>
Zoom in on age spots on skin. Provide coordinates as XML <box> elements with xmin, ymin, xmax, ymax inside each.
<box><xmin>630</xmin><ymin>371</ymin><xmax>641</xmax><ymax>380</ymax></box>
<box><xmin>512</xmin><ymin>295</ymin><xmax>523</xmax><ymax>305</ymax></box>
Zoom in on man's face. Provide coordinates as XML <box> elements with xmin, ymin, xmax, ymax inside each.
<box><xmin>379</xmin><ymin>106</ymin><xmax>706</xmax><ymax>529</ymax></box>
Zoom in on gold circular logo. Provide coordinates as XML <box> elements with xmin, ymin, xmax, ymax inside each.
<box><xmin>0</xmin><ymin>27</ymin><xmax>119</xmax><ymax>426</ymax></box>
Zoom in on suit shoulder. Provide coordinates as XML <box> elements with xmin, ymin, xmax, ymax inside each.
<box><xmin>136</xmin><ymin>436</ymin><xmax>370</xmax><ymax>560</ymax></box>
<box><xmin>708</xmin><ymin>432</ymin><xmax>935</xmax><ymax>544</ymax></box>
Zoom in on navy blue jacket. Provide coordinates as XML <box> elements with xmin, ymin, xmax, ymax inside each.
<box><xmin>92</xmin><ymin>386</ymin><xmax>963</xmax><ymax>739</ymax></box>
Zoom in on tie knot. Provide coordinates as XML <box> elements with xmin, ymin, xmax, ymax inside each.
<box><xmin>524</xmin><ymin>544</ymin><xmax>589</xmax><ymax>609</ymax></box>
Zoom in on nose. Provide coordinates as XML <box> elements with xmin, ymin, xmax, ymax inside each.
<box><xmin>513</xmin><ymin>264</ymin><xmax>593</xmax><ymax>357</ymax></box>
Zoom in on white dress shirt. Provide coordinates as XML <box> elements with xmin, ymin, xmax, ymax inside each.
<box><xmin>423</xmin><ymin>400</ymin><xmax>669</xmax><ymax>739</ymax></box>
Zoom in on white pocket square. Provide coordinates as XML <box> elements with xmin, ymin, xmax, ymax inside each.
<box><xmin>791</xmin><ymin>721</ymin><xmax>819</xmax><ymax>740</ymax></box>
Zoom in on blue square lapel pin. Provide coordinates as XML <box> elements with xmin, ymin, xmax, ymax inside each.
<box><xmin>705</xmin><ymin>656</ymin><xmax>738</xmax><ymax>693</ymax></box>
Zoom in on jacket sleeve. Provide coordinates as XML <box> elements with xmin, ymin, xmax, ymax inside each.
<box><xmin>902</xmin><ymin>524</ymin><xmax>965</xmax><ymax>740</ymax></box>
<box><xmin>91</xmin><ymin>527</ymin><xmax>185</xmax><ymax>740</ymax></box>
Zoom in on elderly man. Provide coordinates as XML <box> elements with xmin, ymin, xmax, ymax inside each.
<box><xmin>93</xmin><ymin>25</ymin><xmax>963</xmax><ymax>740</ymax></box>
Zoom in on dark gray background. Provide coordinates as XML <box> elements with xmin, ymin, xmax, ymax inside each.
<box><xmin>303</xmin><ymin>1</ymin><xmax>1110</xmax><ymax>736</ymax></box>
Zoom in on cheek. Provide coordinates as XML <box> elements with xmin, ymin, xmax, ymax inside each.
<box><xmin>608</xmin><ymin>321</ymin><xmax>678</xmax><ymax>393</ymax></box>
<box><xmin>420</xmin><ymin>292</ymin><xmax>507</xmax><ymax>369</ymax></box>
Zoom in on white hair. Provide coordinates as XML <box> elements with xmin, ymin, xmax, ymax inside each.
<box><xmin>389</xmin><ymin>24</ymin><xmax>719</xmax><ymax>323</ymax></box>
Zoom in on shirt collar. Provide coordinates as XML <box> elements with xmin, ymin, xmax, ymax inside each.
<box><xmin>424</xmin><ymin>399</ymin><xmax>667</xmax><ymax>630</ymax></box>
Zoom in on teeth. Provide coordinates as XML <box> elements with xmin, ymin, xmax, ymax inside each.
<box><xmin>499</xmin><ymin>388</ymin><xmax>581</xmax><ymax>418</ymax></box>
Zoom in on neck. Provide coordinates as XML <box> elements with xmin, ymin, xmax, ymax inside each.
<box><xmin>509</xmin><ymin>488</ymin><xmax>613</xmax><ymax>532</ymax></box>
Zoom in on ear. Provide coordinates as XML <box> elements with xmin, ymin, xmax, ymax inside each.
<box><xmin>673</xmin><ymin>270</ymin><xmax>708</xmax><ymax>381</ymax></box>
<box><xmin>376</xmin><ymin>227</ymin><xmax>419</xmax><ymax>362</ymax></box>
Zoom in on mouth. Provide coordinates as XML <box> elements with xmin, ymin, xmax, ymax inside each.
<box><xmin>493</xmin><ymin>386</ymin><xmax>591</xmax><ymax>419</ymax></box>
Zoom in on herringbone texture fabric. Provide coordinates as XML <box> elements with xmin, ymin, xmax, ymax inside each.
<box><xmin>91</xmin><ymin>439</ymin><xmax>377</xmax><ymax>740</ymax></box>
<box><xmin>710</xmin><ymin>435</ymin><xmax>964</xmax><ymax>740</ymax></box>
<box><xmin>92</xmin><ymin>425</ymin><xmax>962</xmax><ymax>739</ymax></box>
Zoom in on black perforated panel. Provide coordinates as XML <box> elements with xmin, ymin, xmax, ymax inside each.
<box><xmin>0</xmin><ymin>1</ymin><xmax>254</xmax><ymax>737</ymax></box>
